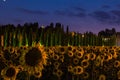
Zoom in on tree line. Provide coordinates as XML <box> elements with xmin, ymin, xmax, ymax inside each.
<box><xmin>0</xmin><ymin>22</ymin><xmax>117</xmax><ymax>47</ymax></box>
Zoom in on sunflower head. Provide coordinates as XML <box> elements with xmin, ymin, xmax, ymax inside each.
<box><xmin>72</xmin><ymin>66</ymin><xmax>83</xmax><ymax>75</ymax></box>
<box><xmin>5</xmin><ymin>67</ymin><xmax>16</xmax><ymax>77</ymax></box>
<box><xmin>19</xmin><ymin>45</ymin><xmax>47</xmax><ymax>77</ymax></box>
<box><xmin>90</xmin><ymin>53</ymin><xmax>96</xmax><ymax>61</ymax></box>
<box><xmin>117</xmin><ymin>70</ymin><xmax>120</xmax><ymax>79</ymax></box>
<box><xmin>20</xmin><ymin>45</ymin><xmax>47</xmax><ymax>67</ymax></box>
<box><xmin>73</xmin><ymin>58</ymin><xmax>79</xmax><ymax>65</ymax></box>
<box><xmin>1</xmin><ymin>65</ymin><xmax>20</xmax><ymax>80</ymax></box>
<box><xmin>99</xmin><ymin>74</ymin><xmax>106</xmax><ymax>80</ymax></box>
<box><xmin>82</xmin><ymin>72</ymin><xmax>89</xmax><ymax>79</ymax></box>
<box><xmin>68</xmin><ymin>65</ymin><xmax>73</xmax><ymax>73</ymax></box>
<box><xmin>114</xmin><ymin>60</ymin><xmax>120</xmax><ymax>68</ymax></box>
<box><xmin>67</xmin><ymin>51</ymin><xmax>74</xmax><ymax>57</ymax></box>
<box><xmin>81</xmin><ymin>60</ymin><xmax>89</xmax><ymax>68</ymax></box>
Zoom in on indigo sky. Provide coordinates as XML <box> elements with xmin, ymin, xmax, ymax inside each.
<box><xmin>0</xmin><ymin>0</ymin><xmax>120</xmax><ymax>33</ymax></box>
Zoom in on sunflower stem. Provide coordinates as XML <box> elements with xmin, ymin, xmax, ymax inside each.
<box><xmin>77</xmin><ymin>75</ymin><xmax>79</xmax><ymax>80</ymax></box>
<box><xmin>72</xmin><ymin>75</ymin><xmax>75</xmax><ymax>80</ymax></box>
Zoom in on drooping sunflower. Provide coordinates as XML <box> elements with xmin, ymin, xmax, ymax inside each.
<box><xmin>19</xmin><ymin>44</ymin><xmax>47</xmax><ymax>77</ymax></box>
<box><xmin>1</xmin><ymin>65</ymin><xmax>20</xmax><ymax>80</ymax></box>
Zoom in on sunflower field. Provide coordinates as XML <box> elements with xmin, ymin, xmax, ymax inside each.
<box><xmin>0</xmin><ymin>23</ymin><xmax>119</xmax><ymax>80</ymax></box>
<box><xmin>0</xmin><ymin>45</ymin><xmax>120</xmax><ymax>80</ymax></box>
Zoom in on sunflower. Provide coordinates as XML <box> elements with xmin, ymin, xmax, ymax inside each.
<box><xmin>73</xmin><ymin>58</ymin><xmax>79</xmax><ymax>65</ymax></box>
<box><xmin>67</xmin><ymin>51</ymin><xmax>74</xmax><ymax>57</ymax></box>
<box><xmin>1</xmin><ymin>65</ymin><xmax>20</xmax><ymax>80</ymax></box>
<box><xmin>114</xmin><ymin>60</ymin><xmax>120</xmax><ymax>68</ymax></box>
<box><xmin>75</xmin><ymin>66</ymin><xmax>84</xmax><ymax>75</ymax></box>
<box><xmin>45</xmin><ymin>47</ymin><xmax>54</xmax><ymax>58</ymax></box>
<box><xmin>57</xmin><ymin>46</ymin><xmax>67</xmax><ymax>55</ymax></box>
<box><xmin>104</xmin><ymin>54</ymin><xmax>111</xmax><ymax>62</ymax></box>
<box><xmin>56</xmin><ymin>69</ymin><xmax>63</xmax><ymax>78</ymax></box>
<box><xmin>82</xmin><ymin>72</ymin><xmax>89</xmax><ymax>79</ymax></box>
<box><xmin>54</xmin><ymin>61</ymin><xmax>60</xmax><ymax>69</ymax></box>
<box><xmin>117</xmin><ymin>70</ymin><xmax>120</xmax><ymax>79</ymax></box>
<box><xmin>81</xmin><ymin>60</ymin><xmax>89</xmax><ymax>68</ymax></box>
<box><xmin>75</xmin><ymin>51</ymin><xmax>84</xmax><ymax>59</ymax></box>
<box><xmin>33</xmin><ymin>71</ymin><xmax>42</xmax><ymax>78</ymax></box>
<box><xmin>67</xmin><ymin>46</ymin><xmax>73</xmax><ymax>52</ymax></box>
<box><xmin>68</xmin><ymin>65</ymin><xmax>73</xmax><ymax>73</ymax></box>
<box><xmin>53</xmin><ymin>69</ymin><xmax>63</xmax><ymax>78</ymax></box>
<box><xmin>98</xmin><ymin>74</ymin><xmax>106</xmax><ymax>80</ymax></box>
<box><xmin>112</xmin><ymin>52</ymin><xmax>118</xmax><ymax>59</ymax></box>
<box><xmin>3</xmin><ymin>48</ymin><xmax>11</xmax><ymax>61</ymax></box>
<box><xmin>53</xmin><ymin>54</ymin><xmax>59</xmax><ymax>61</ymax></box>
<box><xmin>19</xmin><ymin>44</ymin><xmax>47</xmax><ymax>77</ymax></box>
<box><xmin>83</xmin><ymin>53</ymin><xmax>90</xmax><ymax>61</ymax></box>
<box><xmin>90</xmin><ymin>53</ymin><xmax>96</xmax><ymax>61</ymax></box>
<box><xmin>72</xmin><ymin>66</ymin><xmax>83</xmax><ymax>75</ymax></box>
<box><xmin>59</xmin><ymin>54</ymin><xmax>64</xmax><ymax>62</ymax></box>
<box><xmin>7</xmin><ymin>46</ymin><xmax>15</xmax><ymax>54</ymax></box>
<box><xmin>95</xmin><ymin>55</ymin><xmax>103</xmax><ymax>67</ymax></box>
<box><xmin>72</xmin><ymin>66</ymin><xmax>77</xmax><ymax>75</ymax></box>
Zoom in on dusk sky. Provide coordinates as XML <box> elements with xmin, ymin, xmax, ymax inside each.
<box><xmin>0</xmin><ymin>0</ymin><xmax>120</xmax><ymax>33</ymax></box>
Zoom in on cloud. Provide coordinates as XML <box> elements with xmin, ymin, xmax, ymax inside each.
<box><xmin>74</xmin><ymin>13</ymin><xmax>86</xmax><ymax>17</ymax></box>
<box><xmin>73</xmin><ymin>7</ymin><xmax>86</xmax><ymax>12</ymax></box>
<box><xmin>101</xmin><ymin>5</ymin><xmax>111</xmax><ymax>9</ymax></box>
<box><xmin>111</xmin><ymin>10</ymin><xmax>120</xmax><ymax>17</ymax></box>
<box><xmin>17</xmin><ymin>8</ymin><xmax>49</xmax><ymax>15</ymax></box>
<box><xmin>116</xmin><ymin>4</ymin><xmax>120</xmax><ymax>8</ymax></box>
<box><xmin>13</xmin><ymin>19</ymin><xmax>23</xmax><ymax>23</ymax></box>
<box><xmin>54</xmin><ymin>10</ymin><xmax>67</xmax><ymax>16</ymax></box>
<box><xmin>90</xmin><ymin>11</ymin><xmax>111</xmax><ymax>22</ymax></box>
<box><xmin>89</xmin><ymin>10</ymin><xmax>120</xmax><ymax>24</ymax></box>
<box><xmin>54</xmin><ymin>10</ymin><xmax>86</xmax><ymax>18</ymax></box>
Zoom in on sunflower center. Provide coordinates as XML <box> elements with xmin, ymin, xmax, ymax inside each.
<box><xmin>6</xmin><ymin>67</ymin><xmax>16</xmax><ymax>77</ymax></box>
<box><xmin>83</xmin><ymin>61</ymin><xmax>87</xmax><ymax>66</ymax></box>
<box><xmin>60</xmin><ymin>47</ymin><xmax>65</xmax><ymax>52</ymax></box>
<box><xmin>3</xmin><ymin>50</ymin><xmax>11</xmax><ymax>60</ymax></box>
<box><xmin>77</xmin><ymin>68</ymin><xmax>81</xmax><ymax>72</ymax></box>
<box><xmin>68</xmin><ymin>47</ymin><xmax>72</xmax><ymax>51</ymax></box>
<box><xmin>78</xmin><ymin>53</ymin><xmax>81</xmax><ymax>56</ymax></box>
<box><xmin>25</xmin><ymin>47</ymin><xmax>42</xmax><ymax>66</ymax></box>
